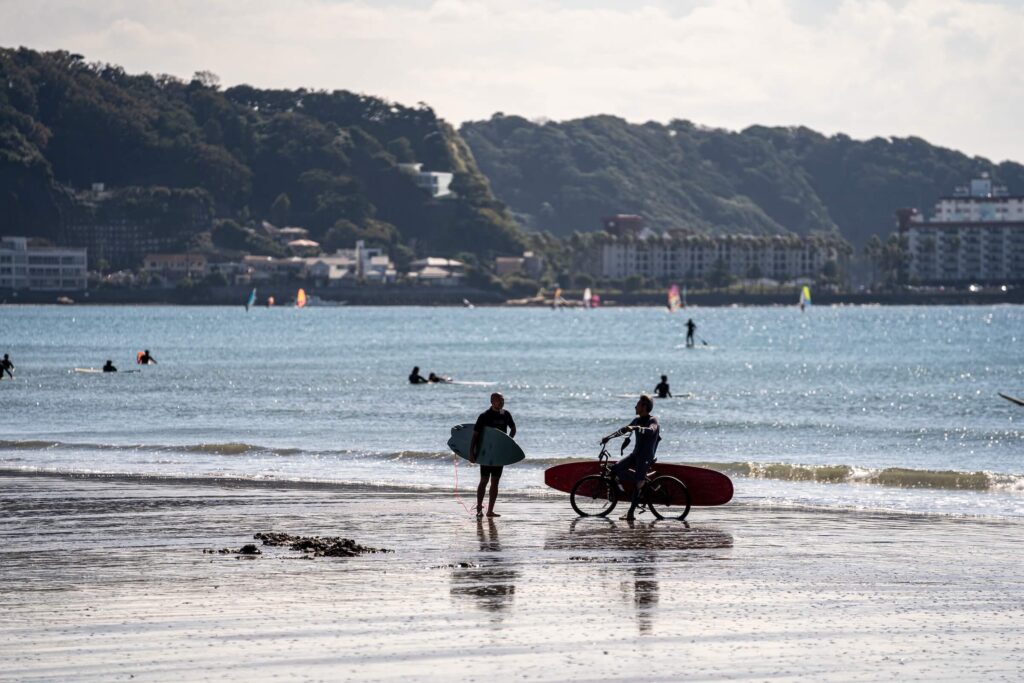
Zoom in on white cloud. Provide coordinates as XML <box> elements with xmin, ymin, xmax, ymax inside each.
<box><xmin>1</xmin><ymin>0</ymin><xmax>1022</xmax><ymax>162</ymax></box>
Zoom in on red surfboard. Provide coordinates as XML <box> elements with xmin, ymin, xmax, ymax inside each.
<box><xmin>544</xmin><ymin>461</ymin><xmax>733</xmax><ymax>506</ymax></box>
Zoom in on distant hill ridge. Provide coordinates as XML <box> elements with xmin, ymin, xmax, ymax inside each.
<box><xmin>0</xmin><ymin>46</ymin><xmax>525</xmax><ymax>262</ymax></box>
<box><xmin>460</xmin><ymin>114</ymin><xmax>1024</xmax><ymax>247</ymax></box>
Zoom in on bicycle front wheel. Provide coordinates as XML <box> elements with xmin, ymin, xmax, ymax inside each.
<box><xmin>570</xmin><ymin>475</ymin><xmax>618</xmax><ymax>517</ymax></box>
<box><xmin>645</xmin><ymin>475</ymin><xmax>691</xmax><ymax>520</ymax></box>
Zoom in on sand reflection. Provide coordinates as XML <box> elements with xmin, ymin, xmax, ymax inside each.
<box><xmin>547</xmin><ymin>518</ymin><xmax>734</xmax><ymax>634</ymax></box>
<box><xmin>450</xmin><ymin>518</ymin><xmax>518</xmax><ymax>615</ymax></box>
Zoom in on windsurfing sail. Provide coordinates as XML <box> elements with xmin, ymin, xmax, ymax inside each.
<box><xmin>296</xmin><ymin>288</ymin><xmax>307</xmax><ymax>309</ymax></box>
<box><xmin>799</xmin><ymin>285</ymin><xmax>811</xmax><ymax>309</ymax></box>
<box><xmin>245</xmin><ymin>288</ymin><xmax>257</xmax><ymax>311</ymax></box>
<box><xmin>667</xmin><ymin>284</ymin><xmax>682</xmax><ymax>312</ymax></box>
<box><xmin>583</xmin><ymin>287</ymin><xmax>592</xmax><ymax>309</ymax></box>
<box><xmin>553</xmin><ymin>287</ymin><xmax>563</xmax><ymax>308</ymax></box>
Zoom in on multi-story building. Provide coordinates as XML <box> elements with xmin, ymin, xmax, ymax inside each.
<box><xmin>0</xmin><ymin>236</ymin><xmax>88</xmax><ymax>291</ymax></box>
<box><xmin>141</xmin><ymin>253</ymin><xmax>209</xmax><ymax>282</ymax></box>
<box><xmin>579</xmin><ymin>232</ymin><xmax>845</xmax><ymax>283</ymax></box>
<box><xmin>901</xmin><ymin>175</ymin><xmax>1024</xmax><ymax>285</ymax></box>
<box><xmin>62</xmin><ymin>185</ymin><xmax>214</xmax><ymax>270</ymax></box>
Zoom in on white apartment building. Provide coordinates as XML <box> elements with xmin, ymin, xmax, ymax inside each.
<box><xmin>0</xmin><ymin>236</ymin><xmax>88</xmax><ymax>291</ymax></box>
<box><xmin>398</xmin><ymin>163</ymin><xmax>454</xmax><ymax>198</ymax></box>
<box><xmin>903</xmin><ymin>175</ymin><xmax>1024</xmax><ymax>284</ymax></box>
<box><xmin>584</xmin><ymin>233</ymin><xmax>840</xmax><ymax>282</ymax></box>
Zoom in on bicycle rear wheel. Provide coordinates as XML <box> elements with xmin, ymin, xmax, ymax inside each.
<box><xmin>645</xmin><ymin>475</ymin><xmax>691</xmax><ymax>520</ymax></box>
<box><xmin>570</xmin><ymin>475</ymin><xmax>618</xmax><ymax>517</ymax></box>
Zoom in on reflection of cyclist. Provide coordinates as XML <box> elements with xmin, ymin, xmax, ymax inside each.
<box><xmin>602</xmin><ymin>394</ymin><xmax>661</xmax><ymax>521</ymax></box>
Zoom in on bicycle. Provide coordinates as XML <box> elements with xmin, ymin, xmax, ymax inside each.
<box><xmin>569</xmin><ymin>431</ymin><xmax>692</xmax><ymax>520</ymax></box>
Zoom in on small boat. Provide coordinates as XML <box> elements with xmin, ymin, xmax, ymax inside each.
<box><xmin>56</xmin><ymin>296</ymin><xmax>74</xmax><ymax>305</ymax></box>
<box><xmin>303</xmin><ymin>295</ymin><xmax>347</xmax><ymax>307</ymax></box>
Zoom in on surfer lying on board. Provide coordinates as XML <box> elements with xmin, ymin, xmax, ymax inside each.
<box><xmin>428</xmin><ymin>372</ymin><xmax>452</xmax><ymax>383</ymax></box>
<box><xmin>603</xmin><ymin>394</ymin><xmax>661</xmax><ymax>521</ymax></box>
<box><xmin>409</xmin><ymin>367</ymin><xmax>428</xmax><ymax>384</ymax></box>
<box><xmin>654</xmin><ymin>375</ymin><xmax>671</xmax><ymax>399</ymax></box>
<box><xmin>0</xmin><ymin>353</ymin><xmax>13</xmax><ymax>380</ymax></box>
<box><xmin>470</xmin><ymin>392</ymin><xmax>517</xmax><ymax>518</ymax></box>
<box><xmin>102</xmin><ymin>360</ymin><xmax>117</xmax><ymax>373</ymax></box>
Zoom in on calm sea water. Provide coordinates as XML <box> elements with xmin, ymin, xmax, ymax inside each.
<box><xmin>1</xmin><ymin>304</ymin><xmax>1021</xmax><ymax>517</ymax></box>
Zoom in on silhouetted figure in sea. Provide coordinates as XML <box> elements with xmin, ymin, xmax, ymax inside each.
<box><xmin>654</xmin><ymin>375</ymin><xmax>671</xmax><ymax>399</ymax></box>
<box><xmin>685</xmin><ymin>319</ymin><xmax>696</xmax><ymax>348</ymax></box>
<box><xmin>102</xmin><ymin>360</ymin><xmax>117</xmax><ymax>373</ymax></box>
<box><xmin>0</xmin><ymin>353</ymin><xmax>13</xmax><ymax>380</ymax></box>
<box><xmin>409</xmin><ymin>366</ymin><xmax>428</xmax><ymax>384</ymax></box>
<box><xmin>137</xmin><ymin>349</ymin><xmax>157</xmax><ymax>365</ymax></box>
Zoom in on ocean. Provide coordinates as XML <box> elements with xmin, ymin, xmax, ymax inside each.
<box><xmin>1</xmin><ymin>304</ymin><xmax>1021</xmax><ymax>518</ymax></box>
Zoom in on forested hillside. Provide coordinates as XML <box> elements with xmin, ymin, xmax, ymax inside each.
<box><xmin>461</xmin><ymin>115</ymin><xmax>1024</xmax><ymax>247</ymax></box>
<box><xmin>0</xmin><ymin>47</ymin><xmax>525</xmax><ymax>261</ymax></box>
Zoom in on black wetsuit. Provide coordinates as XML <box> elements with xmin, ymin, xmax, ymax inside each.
<box><xmin>409</xmin><ymin>371</ymin><xmax>428</xmax><ymax>384</ymax></box>
<box><xmin>0</xmin><ymin>357</ymin><xmax>13</xmax><ymax>379</ymax></box>
<box><xmin>138</xmin><ymin>353</ymin><xmax>156</xmax><ymax>365</ymax></box>
<box><xmin>103</xmin><ymin>363</ymin><xmax>117</xmax><ymax>373</ymax></box>
<box><xmin>611</xmin><ymin>415</ymin><xmax>661</xmax><ymax>483</ymax></box>
<box><xmin>473</xmin><ymin>408</ymin><xmax>516</xmax><ymax>477</ymax></box>
<box><xmin>685</xmin><ymin>320</ymin><xmax>696</xmax><ymax>347</ymax></box>
<box><xmin>654</xmin><ymin>381</ymin><xmax>671</xmax><ymax>399</ymax></box>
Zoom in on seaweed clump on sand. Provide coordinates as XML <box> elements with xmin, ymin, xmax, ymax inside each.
<box><xmin>203</xmin><ymin>544</ymin><xmax>261</xmax><ymax>556</ymax></box>
<box><xmin>254</xmin><ymin>532</ymin><xmax>392</xmax><ymax>558</ymax></box>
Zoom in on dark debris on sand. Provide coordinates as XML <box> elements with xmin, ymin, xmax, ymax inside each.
<box><xmin>253</xmin><ymin>532</ymin><xmax>392</xmax><ymax>558</ymax></box>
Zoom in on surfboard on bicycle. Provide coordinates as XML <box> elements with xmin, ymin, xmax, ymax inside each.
<box><xmin>544</xmin><ymin>460</ymin><xmax>733</xmax><ymax>506</ymax></box>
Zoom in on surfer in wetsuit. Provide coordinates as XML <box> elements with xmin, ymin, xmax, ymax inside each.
<box><xmin>0</xmin><ymin>353</ymin><xmax>13</xmax><ymax>380</ymax></box>
<box><xmin>428</xmin><ymin>372</ymin><xmax>452</xmax><ymax>383</ymax></box>
<box><xmin>137</xmin><ymin>349</ymin><xmax>157</xmax><ymax>365</ymax></box>
<box><xmin>685</xmin><ymin>319</ymin><xmax>696</xmax><ymax>348</ymax></box>
<box><xmin>603</xmin><ymin>394</ymin><xmax>660</xmax><ymax>521</ymax></box>
<box><xmin>102</xmin><ymin>360</ymin><xmax>117</xmax><ymax>373</ymax></box>
<box><xmin>409</xmin><ymin>366</ymin><xmax>428</xmax><ymax>384</ymax></box>
<box><xmin>470</xmin><ymin>392</ymin><xmax>516</xmax><ymax>518</ymax></box>
<box><xmin>654</xmin><ymin>375</ymin><xmax>671</xmax><ymax>399</ymax></box>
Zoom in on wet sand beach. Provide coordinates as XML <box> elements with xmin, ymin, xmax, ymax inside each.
<box><xmin>1</xmin><ymin>473</ymin><xmax>1022</xmax><ymax>682</ymax></box>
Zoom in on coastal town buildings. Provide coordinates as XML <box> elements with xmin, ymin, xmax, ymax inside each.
<box><xmin>142</xmin><ymin>253</ymin><xmax>209</xmax><ymax>282</ymax></box>
<box><xmin>578</xmin><ymin>231</ymin><xmax>846</xmax><ymax>283</ymax></box>
<box><xmin>494</xmin><ymin>251</ymin><xmax>546</xmax><ymax>278</ymax></box>
<box><xmin>0</xmin><ymin>236</ymin><xmax>88</xmax><ymax>291</ymax></box>
<box><xmin>901</xmin><ymin>175</ymin><xmax>1024</xmax><ymax>285</ymax></box>
<box><xmin>407</xmin><ymin>257</ymin><xmax>465</xmax><ymax>285</ymax></box>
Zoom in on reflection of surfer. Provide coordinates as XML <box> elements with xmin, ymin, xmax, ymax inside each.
<box><xmin>0</xmin><ymin>353</ymin><xmax>13</xmax><ymax>380</ymax></box>
<box><xmin>450</xmin><ymin>518</ymin><xmax>517</xmax><ymax>614</ymax></box>
<box><xmin>137</xmin><ymin>349</ymin><xmax>157</xmax><ymax>365</ymax></box>
<box><xmin>408</xmin><ymin>366</ymin><xmax>428</xmax><ymax>384</ymax></box>
<box><xmin>603</xmin><ymin>395</ymin><xmax>660</xmax><ymax>521</ymax></box>
<box><xmin>653</xmin><ymin>375</ymin><xmax>671</xmax><ymax>399</ymax></box>
<box><xmin>102</xmin><ymin>360</ymin><xmax>118</xmax><ymax>373</ymax></box>
<box><xmin>685</xmin><ymin>319</ymin><xmax>696</xmax><ymax>348</ymax></box>
<box><xmin>428</xmin><ymin>372</ymin><xmax>452</xmax><ymax>383</ymax></box>
<box><xmin>471</xmin><ymin>392</ymin><xmax>516</xmax><ymax>518</ymax></box>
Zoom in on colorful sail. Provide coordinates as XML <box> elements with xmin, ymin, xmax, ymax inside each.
<box><xmin>267</xmin><ymin>296</ymin><xmax>275</xmax><ymax>308</ymax></box>
<box><xmin>245</xmin><ymin>288</ymin><xmax>257</xmax><ymax>311</ymax></box>
<box><xmin>582</xmin><ymin>287</ymin><xmax>592</xmax><ymax>309</ymax></box>
<box><xmin>667</xmin><ymin>284</ymin><xmax>682</xmax><ymax>312</ymax></box>
<box><xmin>296</xmin><ymin>288</ymin><xmax>307</xmax><ymax>309</ymax></box>
<box><xmin>799</xmin><ymin>285</ymin><xmax>811</xmax><ymax>308</ymax></box>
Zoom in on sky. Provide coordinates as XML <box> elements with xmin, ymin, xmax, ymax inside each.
<box><xmin>2</xmin><ymin>0</ymin><xmax>1023</xmax><ymax>162</ymax></box>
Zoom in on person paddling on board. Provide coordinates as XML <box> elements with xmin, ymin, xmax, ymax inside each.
<box><xmin>428</xmin><ymin>372</ymin><xmax>452</xmax><ymax>384</ymax></box>
<box><xmin>603</xmin><ymin>394</ymin><xmax>661</xmax><ymax>521</ymax></box>
<box><xmin>685</xmin><ymin>319</ymin><xmax>697</xmax><ymax>348</ymax></box>
<box><xmin>102</xmin><ymin>360</ymin><xmax>118</xmax><ymax>373</ymax></box>
<box><xmin>137</xmin><ymin>349</ymin><xmax>157</xmax><ymax>365</ymax></box>
<box><xmin>409</xmin><ymin>366</ymin><xmax>428</xmax><ymax>384</ymax></box>
<box><xmin>470</xmin><ymin>392</ymin><xmax>516</xmax><ymax>518</ymax></box>
<box><xmin>0</xmin><ymin>353</ymin><xmax>13</xmax><ymax>380</ymax></box>
<box><xmin>654</xmin><ymin>375</ymin><xmax>672</xmax><ymax>399</ymax></box>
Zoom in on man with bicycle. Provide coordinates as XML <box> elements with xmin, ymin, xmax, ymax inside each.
<box><xmin>602</xmin><ymin>394</ymin><xmax>661</xmax><ymax>521</ymax></box>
